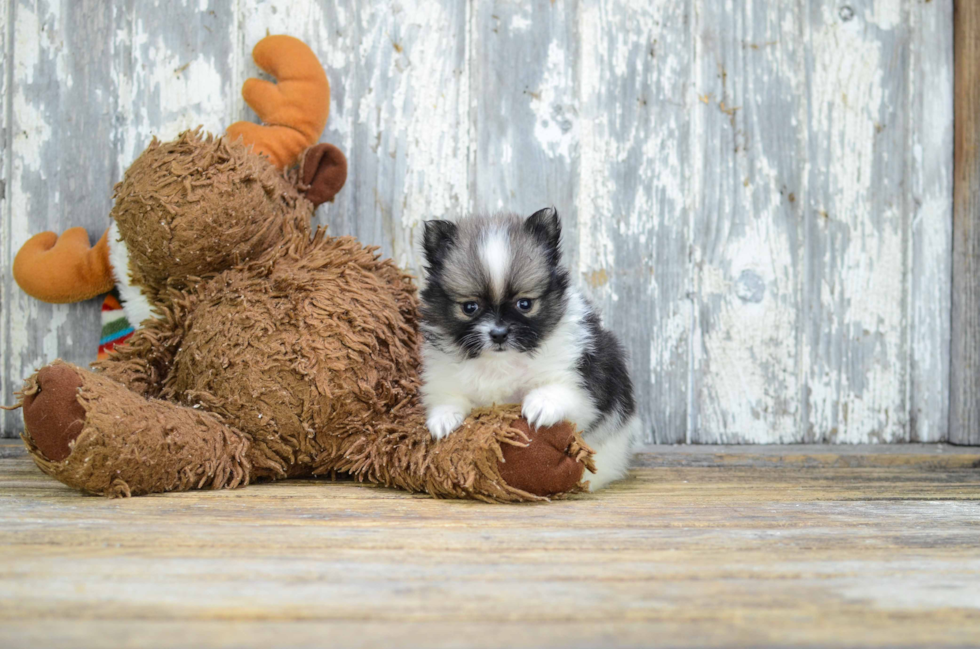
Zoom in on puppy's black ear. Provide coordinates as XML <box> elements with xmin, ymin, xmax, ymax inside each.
<box><xmin>422</xmin><ymin>220</ymin><xmax>459</xmax><ymax>272</ymax></box>
<box><xmin>525</xmin><ymin>207</ymin><xmax>562</xmax><ymax>257</ymax></box>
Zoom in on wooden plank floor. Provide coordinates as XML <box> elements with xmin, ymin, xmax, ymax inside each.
<box><xmin>2</xmin><ymin>441</ymin><xmax>980</xmax><ymax>648</ymax></box>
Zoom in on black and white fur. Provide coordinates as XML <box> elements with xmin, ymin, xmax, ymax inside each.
<box><xmin>419</xmin><ymin>208</ymin><xmax>638</xmax><ymax>491</ymax></box>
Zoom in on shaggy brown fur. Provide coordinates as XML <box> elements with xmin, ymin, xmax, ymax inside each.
<box><xmin>14</xmin><ymin>133</ymin><xmax>594</xmax><ymax>502</ymax></box>
<box><xmin>112</xmin><ymin>130</ymin><xmax>312</xmax><ymax>296</ymax></box>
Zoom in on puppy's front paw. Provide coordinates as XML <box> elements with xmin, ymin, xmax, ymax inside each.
<box><xmin>427</xmin><ymin>406</ymin><xmax>466</xmax><ymax>440</ymax></box>
<box><xmin>522</xmin><ymin>389</ymin><xmax>568</xmax><ymax>429</ymax></box>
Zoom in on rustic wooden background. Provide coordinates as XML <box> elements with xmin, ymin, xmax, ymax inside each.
<box><xmin>0</xmin><ymin>0</ymin><xmax>955</xmax><ymax>444</ymax></box>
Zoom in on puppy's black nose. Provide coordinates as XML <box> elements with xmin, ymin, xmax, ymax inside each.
<box><xmin>489</xmin><ymin>325</ymin><xmax>509</xmax><ymax>344</ymax></box>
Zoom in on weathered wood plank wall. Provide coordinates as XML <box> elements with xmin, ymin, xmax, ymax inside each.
<box><xmin>0</xmin><ymin>0</ymin><xmax>954</xmax><ymax>444</ymax></box>
<box><xmin>952</xmin><ymin>0</ymin><xmax>980</xmax><ymax>445</ymax></box>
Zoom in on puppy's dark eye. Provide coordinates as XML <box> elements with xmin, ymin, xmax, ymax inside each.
<box><xmin>516</xmin><ymin>298</ymin><xmax>533</xmax><ymax>312</ymax></box>
<box><xmin>461</xmin><ymin>301</ymin><xmax>480</xmax><ymax>316</ymax></box>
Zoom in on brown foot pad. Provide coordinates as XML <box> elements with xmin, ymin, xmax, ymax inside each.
<box><xmin>498</xmin><ymin>420</ymin><xmax>587</xmax><ymax>497</ymax></box>
<box><xmin>22</xmin><ymin>365</ymin><xmax>87</xmax><ymax>461</ymax></box>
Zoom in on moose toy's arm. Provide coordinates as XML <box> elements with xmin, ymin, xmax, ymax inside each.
<box><xmin>13</xmin><ymin>227</ymin><xmax>114</xmax><ymax>304</ymax></box>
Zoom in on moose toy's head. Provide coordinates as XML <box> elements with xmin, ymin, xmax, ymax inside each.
<box><xmin>12</xmin><ymin>35</ymin><xmax>347</xmax><ymax>327</ymax></box>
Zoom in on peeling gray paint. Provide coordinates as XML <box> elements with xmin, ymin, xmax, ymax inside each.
<box><xmin>0</xmin><ymin>0</ymin><xmax>953</xmax><ymax>445</ymax></box>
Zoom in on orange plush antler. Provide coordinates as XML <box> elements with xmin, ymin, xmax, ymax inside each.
<box><xmin>13</xmin><ymin>228</ymin><xmax>115</xmax><ymax>303</ymax></box>
<box><xmin>226</xmin><ymin>35</ymin><xmax>330</xmax><ymax>169</ymax></box>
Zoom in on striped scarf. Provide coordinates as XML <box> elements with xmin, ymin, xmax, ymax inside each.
<box><xmin>98</xmin><ymin>292</ymin><xmax>134</xmax><ymax>361</ymax></box>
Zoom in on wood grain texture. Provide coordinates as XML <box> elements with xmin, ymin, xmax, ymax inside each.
<box><xmin>0</xmin><ymin>0</ymin><xmax>9</xmax><ymax>432</ymax></box>
<box><xmin>2</xmin><ymin>447</ymin><xmax>980</xmax><ymax>648</ymax></box>
<box><xmin>0</xmin><ymin>0</ymin><xmax>957</xmax><ymax>445</ymax></box>
<box><xmin>690</xmin><ymin>1</ymin><xmax>804</xmax><ymax>443</ymax></box>
<box><xmin>952</xmin><ymin>0</ymin><xmax>980</xmax><ymax>445</ymax></box>
<box><xmin>576</xmin><ymin>1</ymin><xmax>693</xmax><ymax>443</ymax></box>
<box><xmin>803</xmin><ymin>1</ymin><xmax>909</xmax><ymax>443</ymax></box>
<box><xmin>909</xmin><ymin>0</ymin><xmax>953</xmax><ymax>443</ymax></box>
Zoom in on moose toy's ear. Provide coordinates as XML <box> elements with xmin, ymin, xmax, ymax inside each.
<box><xmin>300</xmin><ymin>143</ymin><xmax>348</xmax><ymax>206</ymax></box>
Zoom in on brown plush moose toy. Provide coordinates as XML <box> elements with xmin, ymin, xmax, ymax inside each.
<box><xmin>8</xmin><ymin>35</ymin><xmax>594</xmax><ymax>502</ymax></box>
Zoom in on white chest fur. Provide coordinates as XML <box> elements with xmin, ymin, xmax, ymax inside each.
<box><xmin>421</xmin><ymin>291</ymin><xmax>600</xmax><ymax>432</ymax></box>
<box><xmin>436</xmin><ymin>349</ymin><xmax>545</xmax><ymax>406</ymax></box>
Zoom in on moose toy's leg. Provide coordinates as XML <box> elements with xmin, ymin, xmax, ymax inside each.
<box><xmin>18</xmin><ymin>362</ymin><xmax>252</xmax><ymax>497</ymax></box>
<box><xmin>325</xmin><ymin>405</ymin><xmax>595</xmax><ymax>503</ymax></box>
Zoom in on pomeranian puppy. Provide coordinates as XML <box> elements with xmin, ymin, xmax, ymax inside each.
<box><xmin>419</xmin><ymin>207</ymin><xmax>638</xmax><ymax>491</ymax></box>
